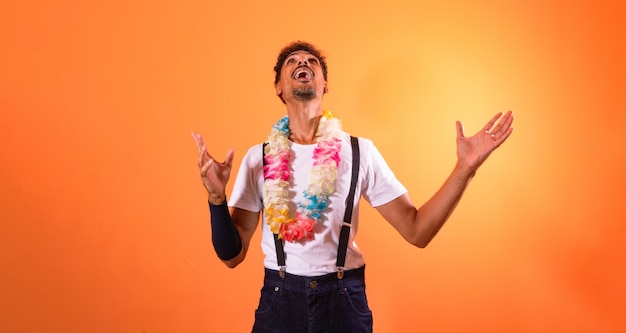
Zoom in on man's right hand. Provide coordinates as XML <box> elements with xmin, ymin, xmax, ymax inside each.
<box><xmin>191</xmin><ymin>132</ymin><xmax>235</xmax><ymax>205</ymax></box>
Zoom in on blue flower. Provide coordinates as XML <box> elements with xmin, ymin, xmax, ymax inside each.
<box><xmin>273</xmin><ymin>116</ymin><xmax>290</xmax><ymax>136</ymax></box>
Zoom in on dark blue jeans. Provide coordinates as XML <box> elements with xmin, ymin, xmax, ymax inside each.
<box><xmin>252</xmin><ymin>265</ymin><xmax>373</xmax><ymax>333</ymax></box>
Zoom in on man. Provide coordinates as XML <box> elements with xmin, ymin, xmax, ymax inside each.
<box><xmin>192</xmin><ymin>41</ymin><xmax>514</xmax><ymax>332</ymax></box>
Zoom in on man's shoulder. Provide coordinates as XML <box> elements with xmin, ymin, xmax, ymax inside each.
<box><xmin>240</xmin><ymin>143</ymin><xmax>264</xmax><ymax>162</ymax></box>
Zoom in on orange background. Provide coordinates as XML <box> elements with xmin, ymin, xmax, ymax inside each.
<box><xmin>1</xmin><ymin>0</ymin><xmax>625</xmax><ymax>332</ymax></box>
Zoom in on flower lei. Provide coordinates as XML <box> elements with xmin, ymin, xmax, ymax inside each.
<box><xmin>262</xmin><ymin>110</ymin><xmax>343</xmax><ymax>242</ymax></box>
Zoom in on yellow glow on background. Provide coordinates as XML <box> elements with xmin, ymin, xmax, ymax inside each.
<box><xmin>1</xmin><ymin>0</ymin><xmax>624</xmax><ymax>332</ymax></box>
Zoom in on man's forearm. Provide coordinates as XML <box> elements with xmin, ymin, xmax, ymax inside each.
<box><xmin>414</xmin><ymin>162</ymin><xmax>474</xmax><ymax>247</ymax></box>
<box><xmin>209</xmin><ymin>199</ymin><xmax>243</xmax><ymax>261</ymax></box>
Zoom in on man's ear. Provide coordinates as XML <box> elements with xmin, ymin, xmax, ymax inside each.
<box><xmin>323</xmin><ymin>82</ymin><xmax>328</xmax><ymax>94</ymax></box>
<box><xmin>275</xmin><ymin>84</ymin><xmax>282</xmax><ymax>96</ymax></box>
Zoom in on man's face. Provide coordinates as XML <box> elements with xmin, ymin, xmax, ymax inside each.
<box><xmin>275</xmin><ymin>50</ymin><xmax>328</xmax><ymax>103</ymax></box>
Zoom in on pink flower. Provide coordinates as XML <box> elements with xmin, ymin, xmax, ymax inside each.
<box><xmin>296</xmin><ymin>213</ymin><xmax>316</xmax><ymax>233</ymax></box>
<box><xmin>280</xmin><ymin>222</ymin><xmax>303</xmax><ymax>242</ymax></box>
<box><xmin>279</xmin><ymin>214</ymin><xmax>316</xmax><ymax>242</ymax></box>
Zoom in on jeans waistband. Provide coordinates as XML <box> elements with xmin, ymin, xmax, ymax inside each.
<box><xmin>263</xmin><ymin>265</ymin><xmax>366</xmax><ymax>294</ymax></box>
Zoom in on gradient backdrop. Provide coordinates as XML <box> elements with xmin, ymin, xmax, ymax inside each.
<box><xmin>1</xmin><ymin>0</ymin><xmax>625</xmax><ymax>332</ymax></box>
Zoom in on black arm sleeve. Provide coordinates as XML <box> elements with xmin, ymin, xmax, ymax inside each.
<box><xmin>209</xmin><ymin>200</ymin><xmax>243</xmax><ymax>261</ymax></box>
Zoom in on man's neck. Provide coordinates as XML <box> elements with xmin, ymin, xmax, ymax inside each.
<box><xmin>285</xmin><ymin>100</ymin><xmax>323</xmax><ymax>144</ymax></box>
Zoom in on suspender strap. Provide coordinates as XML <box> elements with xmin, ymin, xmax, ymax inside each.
<box><xmin>336</xmin><ymin>136</ymin><xmax>360</xmax><ymax>279</ymax></box>
<box><xmin>273</xmin><ymin>234</ymin><xmax>286</xmax><ymax>278</ymax></box>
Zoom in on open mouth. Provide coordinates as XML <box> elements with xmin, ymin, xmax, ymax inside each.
<box><xmin>292</xmin><ymin>67</ymin><xmax>314</xmax><ymax>81</ymax></box>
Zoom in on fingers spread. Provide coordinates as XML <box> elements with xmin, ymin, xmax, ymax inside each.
<box><xmin>482</xmin><ymin>111</ymin><xmax>504</xmax><ymax>133</ymax></box>
<box><xmin>493</xmin><ymin>127</ymin><xmax>514</xmax><ymax>148</ymax></box>
<box><xmin>192</xmin><ymin>133</ymin><xmax>216</xmax><ymax>164</ymax></box>
<box><xmin>502</xmin><ymin>111</ymin><xmax>514</xmax><ymax>133</ymax></box>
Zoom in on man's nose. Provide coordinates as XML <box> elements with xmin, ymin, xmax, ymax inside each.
<box><xmin>297</xmin><ymin>59</ymin><xmax>308</xmax><ymax>65</ymax></box>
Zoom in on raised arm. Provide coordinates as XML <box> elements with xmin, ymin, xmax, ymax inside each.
<box><xmin>375</xmin><ymin>111</ymin><xmax>514</xmax><ymax>248</ymax></box>
<box><xmin>191</xmin><ymin>132</ymin><xmax>260</xmax><ymax>268</ymax></box>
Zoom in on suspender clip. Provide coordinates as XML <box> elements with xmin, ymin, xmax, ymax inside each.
<box><xmin>278</xmin><ymin>266</ymin><xmax>286</xmax><ymax>279</ymax></box>
<box><xmin>337</xmin><ymin>266</ymin><xmax>345</xmax><ymax>279</ymax></box>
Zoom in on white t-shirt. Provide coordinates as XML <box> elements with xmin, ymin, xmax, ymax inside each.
<box><xmin>229</xmin><ymin>132</ymin><xmax>407</xmax><ymax>276</ymax></box>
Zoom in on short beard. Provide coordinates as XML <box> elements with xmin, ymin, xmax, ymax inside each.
<box><xmin>292</xmin><ymin>86</ymin><xmax>316</xmax><ymax>101</ymax></box>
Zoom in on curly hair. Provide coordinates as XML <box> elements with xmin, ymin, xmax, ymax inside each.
<box><xmin>273</xmin><ymin>41</ymin><xmax>328</xmax><ymax>85</ymax></box>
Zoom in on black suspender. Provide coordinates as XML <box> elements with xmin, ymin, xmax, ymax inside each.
<box><xmin>263</xmin><ymin>136</ymin><xmax>360</xmax><ymax>279</ymax></box>
<box><xmin>273</xmin><ymin>233</ymin><xmax>286</xmax><ymax>278</ymax></box>
<box><xmin>336</xmin><ymin>136</ymin><xmax>360</xmax><ymax>279</ymax></box>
